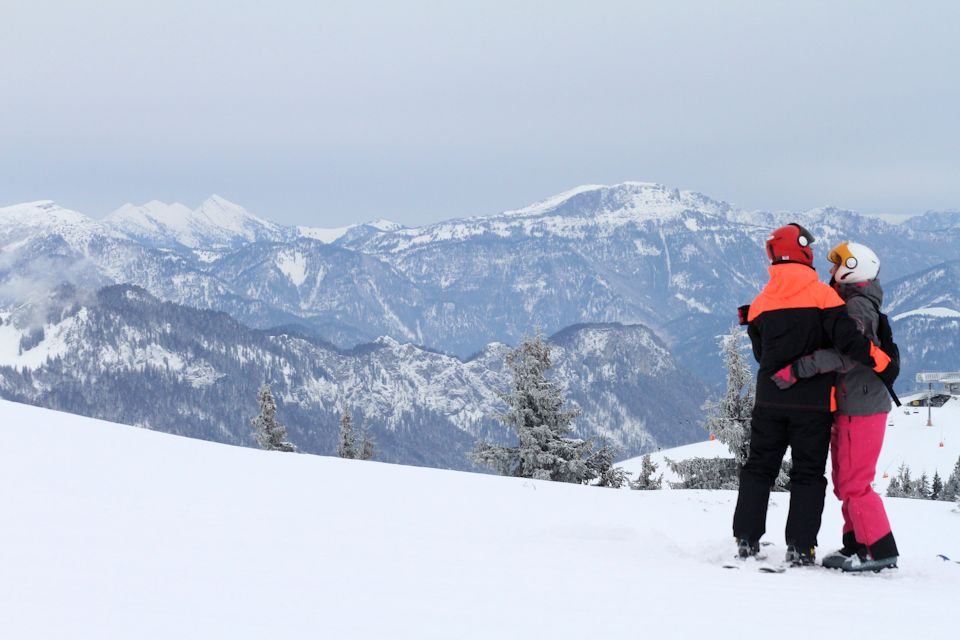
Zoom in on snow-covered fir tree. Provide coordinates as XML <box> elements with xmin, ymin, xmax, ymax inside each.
<box><xmin>916</xmin><ymin>472</ymin><xmax>932</xmax><ymax>500</ymax></box>
<box><xmin>668</xmin><ymin>325</ymin><xmax>754</xmax><ymax>490</ymax></box>
<box><xmin>886</xmin><ymin>475</ymin><xmax>903</xmax><ymax>498</ymax></box>
<box><xmin>665</xmin><ymin>456</ymin><xmax>739</xmax><ymax>490</ymax></box>
<box><xmin>358</xmin><ymin>423</ymin><xmax>375</xmax><ymax>461</ymax></box>
<box><xmin>472</xmin><ymin>331</ymin><xmax>595</xmax><ymax>484</ymax></box>
<box><xmin>336</xmin><ymin>409</ymin><xmax>375</xmax><ymax>461</ymax></box>
<box><xmin>630</xmin><ymin>454</ymin><xmax>663</xmax><ymax>490</ymax></box>
<box><xmin>884</xmin><ymin>464</ymin><xmax>945</xmax><ymax>500</ymax></box>
<box><xmin>941</xmin><ymin>456</ymin><xmax>960</xmax><ymax>502</ymax></box>
<box><xmin>931</xmin><ymin>471</ymin><xmax>943</xmax><ymax>501</ymax></box>
<box><xmin>886</xmin><ymin>464</ymin><xmax>912</xmax><ymax>498</ymax></box>
<box><xmin>337</xmin><ymin>410</ymin><xmax>356</xmax><ymax>459</ymax></box>
<box><xmin>774</xmin><ymin>460</ymin><xmax>792</xmax><ymax>493</ymax></box>
<box><xmin>703</xmin><ymin>324</ymin><xmax>754</xmax><ymax>468</ymax></box>
<box><xmin>588</xmin><ymin>440</ymin><xmax>631</xmax><ymax>488</ymax></box>
<box><xmin>251</xmin><ymin>384</ymin><xmax>296</xmax><ymax>452</ymax></box>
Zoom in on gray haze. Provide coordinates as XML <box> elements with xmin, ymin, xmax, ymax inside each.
<box><xmin>2</xmin><ymin>1</ymin><xmax>959</xmax><ymax>226</ymax></box>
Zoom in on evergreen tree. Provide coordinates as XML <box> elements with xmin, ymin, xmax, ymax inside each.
<box><xmin>703</xmin><ymin>324</ymin><xmax>755</xmax><ymax>470</ymax></box>
<box><xmin>630</xmin><ymin>454</ymin><xmax>663</xmax><ymax>490</ymax></box>
<box><xmin>337</xmin><ymin>410</ymin><xmax>356</xmax><ymax>459</ymax></box>
<box><xmin>336</xmin><ymin>409</ymin><xmax>375</xmax><ymax>461</ymax></box>
<box><xmin>472</xmin><ymin>331</ymin><xmax>595</xmax><ymax>484</ymax></box>
<box><xmin>773</xmin><ymin>459</ymin><xmax>792</xmax><ymax>493</ymax></box>
<box><xmin>915</xmin><ymin>472</ymin><xmax>931</xmax><ymax>500</ymax></box>
<box><xmin>666</xmin><ymin>456</ymin><xmax>739</xmax><ymax>490</ymax></box>
<box><xmin>940</xmin><ymin>456</ymin><xmax>960</xmax><ymax>502</ymax></box>
<box><xmin>588</xmin><ymin>440</ymin><xmax>631</xmax><ymax>488</ymax></box>
<box><xmin>251</xmin><ymin>384</ymin><xmax>296</xmax><ymax>452</ymax></box>
<box><xmin>885</xmin><ymin>476</ymin><xmax>903</xmax><ymax>498</ymax></box>
<box><xmin>886</xmin><ymin>464</ymin><xmax>912</xmax><ymax>498</ymax></box>
<box><xmin>358</xmin><ymin>423</ymin><xmax>375</xmax><ymax>461</ymax></box>
<box><xmin>931</xmin><ymin>471</ymin><xmax>943</xmax><ymax>501</ymax></box>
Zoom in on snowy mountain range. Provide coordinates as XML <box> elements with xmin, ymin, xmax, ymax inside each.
<box><xmin>1</xmin><ymin>183</ymin><xmax>958</xmax><ymax>466</ymax></box>
<box><xmin>0</xmin><ymin>285</ymin><xmax>706</xmax><ymax>469</ymax></box>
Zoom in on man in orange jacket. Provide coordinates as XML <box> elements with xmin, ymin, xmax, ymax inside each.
<box><xmin>732</xmin><ymin>223</ymin><xmax>883</xmax><ymax>566</ymax></box>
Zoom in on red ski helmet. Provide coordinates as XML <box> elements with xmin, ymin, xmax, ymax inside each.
<box><xmin>765</xmin><ymin>223</ymin><xmax>815</xmax><ymax>266</ymax></box>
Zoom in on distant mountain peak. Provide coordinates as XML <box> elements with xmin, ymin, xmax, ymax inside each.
<box><xmin>201</xmin><ymin>193</ymin><xmax>235</xmax><ymax>207</ymax></box>
<box><xmin>500</xmin><ymin>181</ymin><xmax>731</xmax><ymax>222</ymax></box>
<box><xmin>0</xmin><ymin>200</ymin><xmax>115</xmax><ymax>247</ymax></box>
<box><xmin>365</xmin><ymin>218</ymin><xmax>404</xmax><ymax>231</ymax></box>
<box><xmin>104</xmin><ymin>195</ymin><xmax>289</xmax><ymax>249</ymax></box>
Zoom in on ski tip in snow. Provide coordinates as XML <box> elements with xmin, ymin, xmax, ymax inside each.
<box><xmin>758</xmin><ymin>565</ymin><xmax>787</xmax><ymax>574</ymax></box>
<box><xmin>721</xmin><ymin>562</ymin><xmax>787</xmax><ymax>573</ymax></box>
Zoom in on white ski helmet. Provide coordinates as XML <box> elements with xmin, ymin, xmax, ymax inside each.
<box><xmin>828</xmin><ymin>241</ymin><xmax>880</xmax><ymax>283</ymax></box>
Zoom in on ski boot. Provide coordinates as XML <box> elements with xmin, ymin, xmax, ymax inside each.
<box><xmin>784</xmin><ymin>544</ymin><xmax>816</xmax><ymax>567</ymax></box>
<box><xmin>822</xmin><ymin>532</ymin><xmax>867</xmax><ymax>569</ymax></box>
<box><xmin>840</xmin><ymin>554</ymin><xmax>898</xmax><ymax>573</ymax></box>
<box><xmin>737</xmin><ymin>538</ymin><xmax>761</xmax><ymax>559</ymax></box>
<box><xmin>841</xmin><ymin>532</ymin><xmax>898</xmax><ymax>572</ymax></box>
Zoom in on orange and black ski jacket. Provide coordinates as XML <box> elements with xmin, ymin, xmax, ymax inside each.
<box><xmin>746</xmin><ymin>263</ymin><xmax>872</xmax><ymax>412</ymax></box>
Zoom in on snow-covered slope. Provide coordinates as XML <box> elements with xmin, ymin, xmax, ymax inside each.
<box><xmin>105</xmin><ymin>195</ymin><xmax>290</xmax><ymax>249</ymax></box>
<box><xmin>621</xmin><ymin>393</ymin><xmax>960</xmax><ymax>496</ymax></box>
<box><xmin>297</xmin><ymin>218</ymin><xmax>404</xmax><ymax>244</ymax></box>
<box><xmin>1</xmin><ymin>399</ymin><xmax>957</xmax><ymax>639</ymax></box>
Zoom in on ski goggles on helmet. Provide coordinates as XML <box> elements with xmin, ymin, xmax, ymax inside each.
<box><xmin>827</xmin><ymin>242</ymin><xmax>857</xmax><ymax>269</ymax></box>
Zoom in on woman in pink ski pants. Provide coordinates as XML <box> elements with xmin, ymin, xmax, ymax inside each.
<box><xmin>777</xmin><ymin>241</ymin><xmax>898</xmax><ymax>571</ymax></box>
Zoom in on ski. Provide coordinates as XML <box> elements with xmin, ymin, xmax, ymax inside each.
<box><xmin>723</xmin><ymin>541</ymin><xmax>778</xmax><ymax>569</ymax></box>
<box><xmin>758</xmin><ymin>565</ymin><xmax>787</xmax><ymax>574</ymax></box>
<box><xmin>721</xmin><ymin>564</ymin><xmax>786</xmax><ymax>573</ymax></box>
<box><xmin>721</xmin><ymin>559</ymin><xmax>787</xmax><ymax>573</ymax></box>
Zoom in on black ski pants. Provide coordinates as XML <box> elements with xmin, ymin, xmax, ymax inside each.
<box><xmin>732</xmin><ymin>406</ymin><xmax>832</xmax><ymax>550</ymax></box>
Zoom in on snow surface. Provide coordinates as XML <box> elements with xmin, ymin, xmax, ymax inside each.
<box><xmin>0</xmin><ymin>310</ymin><xmax>85</xmax><ymax>368</ymax></box>
<box><xmin>276</xmin><ymin>250</ymin><xmax>308</xmax><ymax>287</ymax></box>
<box><xmin>297</xmin><ymin>224</ymin><xmax>353</xmax><ymax>243</ymax></box>
<box><xmin>893</xmin><ymin>307</ymin><xmax>960</xmax><ymax>321</ymax></box>
<box><xmin>1</xmin><ymin>399</ymin><xmax>957</xmax><ymax>639</ymax></box>
<box><xmin>297</xmin><ymin>219</ymin><xmax>404</xmax><ymax>244</ymax></box>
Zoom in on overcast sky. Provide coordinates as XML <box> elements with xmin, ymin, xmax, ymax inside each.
<box><xmin>2</xmin><ymin>1</ymin><xmax>959</xmax><ymax>227</ymax></box>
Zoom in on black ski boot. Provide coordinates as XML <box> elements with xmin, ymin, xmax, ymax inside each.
<box><xmin>737</xmin><ymin>538</ymin><xmax>761</xmax><ymax>559</ymax></box>
<box><xmin>785</xmin><ymin>544</ymin><xmax>816</xmax><ymax>567</ymax></box>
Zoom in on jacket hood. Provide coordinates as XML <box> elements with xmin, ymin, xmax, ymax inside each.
<box><xmin>835</xmin><ymin>279</ymin><xmax>883</xmax><ymax>308</ymax></box>
<box><xmin>761</xmin><ymin>263</ymin><xmax>820</xmax><ymax>300</ymax></box>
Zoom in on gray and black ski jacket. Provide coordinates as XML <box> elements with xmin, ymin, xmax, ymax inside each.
<box><xmin>793</xmin><ymin>279</ymin><xmax>892</xmax><ymax>416</ymax></box>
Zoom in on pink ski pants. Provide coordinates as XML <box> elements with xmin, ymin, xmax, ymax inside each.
<box><xmin>830</xmin><ymin>413</ymin><xmax>892</xmax><ymax>547</ymax></box>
